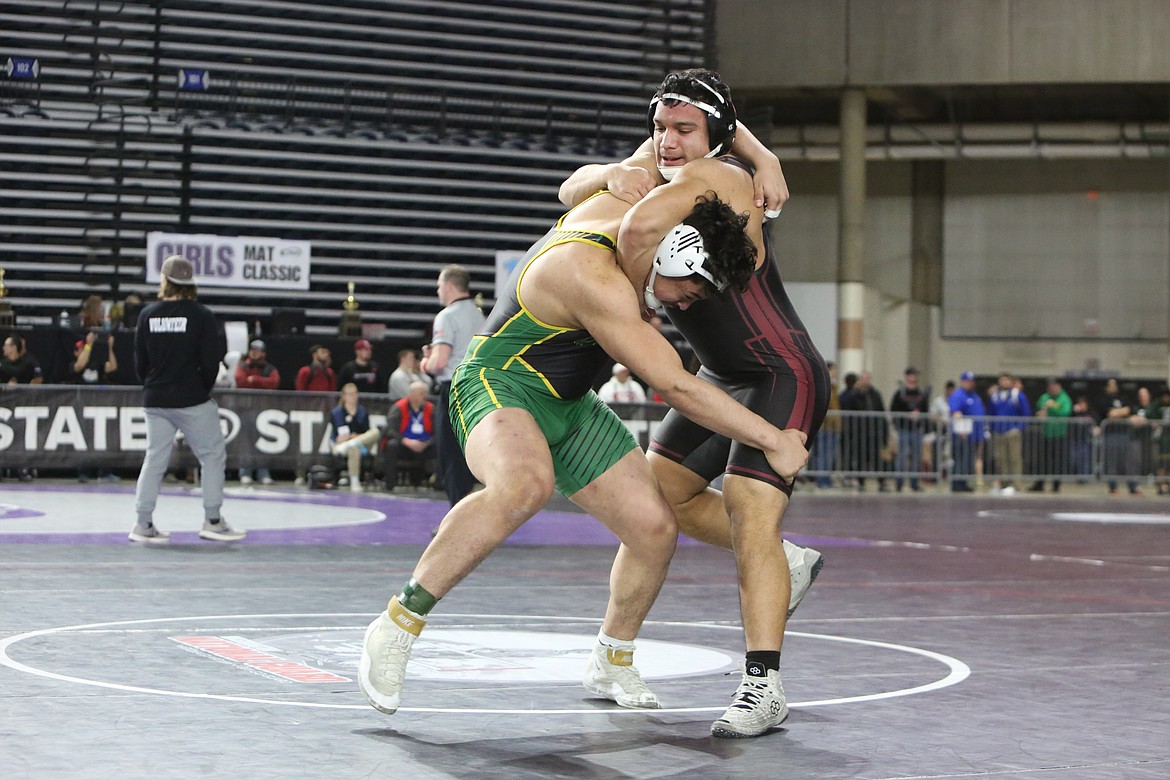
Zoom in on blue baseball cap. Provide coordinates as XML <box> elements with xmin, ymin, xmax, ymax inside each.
<box><xmin>960</xmin><ymin>371</ymin><xmax>975</xmax><ymax>381</ymax></box>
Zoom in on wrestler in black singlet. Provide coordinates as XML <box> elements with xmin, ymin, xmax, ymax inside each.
<box><xmin>648</xmin><ymin>157</ymin><xmax>831</xmax><ymax>495</ymax></box>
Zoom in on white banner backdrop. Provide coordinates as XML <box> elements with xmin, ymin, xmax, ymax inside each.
<box><xmin>146</xmin><ymin>232</ymin><xmax>312</xmax><ymax>291</ymax></box>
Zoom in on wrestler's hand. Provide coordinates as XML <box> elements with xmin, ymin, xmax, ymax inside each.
<box><xmin>752</xmin><ymin>156</ymin><xmax>790</xmax><ymax>219</ymax></box>
<box><xmin>607</xmin><ymin>164</ymin><xmax>657</xmax><ymax>205</ymax></box>
<box><xmin>764</xmin><ymin>428</ymin><xmax>809</xmax><ymax>484</ymax></box>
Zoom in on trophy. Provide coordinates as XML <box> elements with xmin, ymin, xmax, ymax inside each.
<box><xmin>0</xmin><ymin>268</ymin><xmax>13</xmax><ymax>329</ymax></box>
<box><xmin>339</xmin><ymin>280</ymin><xmax>362</xmax><ymax>337</ymax></box>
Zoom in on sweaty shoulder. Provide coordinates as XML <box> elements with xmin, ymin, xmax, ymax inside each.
<box><xmin>558</xmin><ymin>188</ymin><xmax>629</xmax><ymax>234</ymax></box>
<box><xmin>673</xmin><ymin>157</ymin><xmax>753</xmax><ymax>203</ymax></box>
<box><xmin>522</xmin><ymin>232</ymin><xmax>632</xmax><ymax>330</ymax></box>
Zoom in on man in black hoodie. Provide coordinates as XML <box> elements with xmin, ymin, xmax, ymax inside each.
<box><xmin>129</xmin><ymin>255</ymin><xmax>245</xmax><ymax>544</ymax></box>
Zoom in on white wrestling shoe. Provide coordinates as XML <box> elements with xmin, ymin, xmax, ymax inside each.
<box><xmin>784</xmin><ymin>540</ymin><xmax>824</xmax><ymax>618</ymax></box>
<box><xmin>358</xmin><ymin>597</ymin><xmax>425</xmax><ymax>715</ymax></box>
<box><xmin>711</xmin><ymin>667</ymin><xmax>789</xmax><ymax>738</ymax></box>
<box><xmin>582</xmin><ymin>644</ymin><xmax>660</xmax><ymax>709</ymax></box>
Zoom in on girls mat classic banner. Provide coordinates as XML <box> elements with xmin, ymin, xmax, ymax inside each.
<box><xmin>0</xmin><ymin>385</ymin><xmax>382</xmax><ymax>471</ymax></box>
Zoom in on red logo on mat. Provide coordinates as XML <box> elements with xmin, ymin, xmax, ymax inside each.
<box><xmin>171</xmin><ymin>635</ymin><xmax>350</xmax><ymax>683</ymax></box>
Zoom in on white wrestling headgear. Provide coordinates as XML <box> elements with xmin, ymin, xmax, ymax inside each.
<box><xmin>643</xmin><ymin>223</ymin><xmax>725</xmax><ymax>310</ymax></box>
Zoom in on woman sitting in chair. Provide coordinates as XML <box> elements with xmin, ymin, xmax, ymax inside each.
<box><xmin>329</xmin><ymin>382</ymin><xmax>382</xmax><ymax>491</ymax></box>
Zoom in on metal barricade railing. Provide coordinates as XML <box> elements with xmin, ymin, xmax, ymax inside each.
<box><xmin>1099</xmin><ymin>417</ymin><xmax>1165</xmax><ymax>488</ymax></box>
<box><xmin>810</xmin><ymin>412</ymin><xmax>1103</xmax><ymax>490</ymax></box>
<box><xmin>600</xmin><ymin>403</ymin><xmax>1153</xmax><ymax>490</ymax></box>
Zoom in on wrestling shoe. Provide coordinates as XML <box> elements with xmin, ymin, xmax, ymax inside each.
<box><xmin>582</xmin><ymin>643</ymin><xmax>660</xmax><ymax>709</ymax></box>
<box><xmin>784</xmin><ymin>540</ymin><xmax>824</xmax><ymax>618</ymax></box>
<box><xmin>358</xmin><ymin>597</ymin><xmax>425</xmax><ymax>714</ymax></box>
<box><xmin>128</xmin><ymin>524</ymin><xmax>170</xmax><ymax>544</ymax></box>
<box><xmin>711</xmin><ymin>667</ymin><xmax>789</xmax><ymax>738</ymax></box>
<box><xmin>199</xmin><ymin>518</ymin><xmax>246</xmax><ymax>542</ymax></box>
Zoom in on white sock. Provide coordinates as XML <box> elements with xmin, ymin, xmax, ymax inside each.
<box><xmin>597</xmin><ymin>628</ymin><xmax>635</xmax><ymax>651</ymax></box>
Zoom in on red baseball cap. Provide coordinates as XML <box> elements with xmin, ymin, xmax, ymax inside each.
<box><xmin>354</xmin><ymin>339</ymin><xmax>372</xmax><ymax>351</ymax></box>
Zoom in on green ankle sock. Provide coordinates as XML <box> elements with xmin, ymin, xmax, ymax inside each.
<box><xmin>399</xmin><ymin>578</ymin><xmax>438</xmax><ymax>616</ymax></box>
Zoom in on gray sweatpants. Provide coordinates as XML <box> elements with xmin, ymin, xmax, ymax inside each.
<box><xmin>134</xmin><ymin>399</ymin><xmax>227</xmax><ymax>524</ymax></box>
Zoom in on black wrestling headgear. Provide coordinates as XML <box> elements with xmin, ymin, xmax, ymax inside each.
<box><xmin>646</xmin><ymin>69</ymin><xmax>737</xmax><ymax>157</ymax></box>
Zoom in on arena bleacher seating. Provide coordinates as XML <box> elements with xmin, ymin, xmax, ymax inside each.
<box><xmin>1</xmin><ymin>0</ymin><xmax>709</xmax><ymax>338</ymax></box>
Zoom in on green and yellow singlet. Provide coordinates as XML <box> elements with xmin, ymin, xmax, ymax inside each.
<box><xmin>463</xmin><ymin>199</ymin><xmax>615</xmax><ymax>400</ymax></box>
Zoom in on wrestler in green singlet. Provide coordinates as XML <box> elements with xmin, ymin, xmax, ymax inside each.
<box><xmin>450</xmin><ymin>194</ymin><xmax>638</xmax><ymax>495</ymax></box>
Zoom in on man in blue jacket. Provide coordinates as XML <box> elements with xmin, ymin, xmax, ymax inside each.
<box><xmin>948</xmin><ymin>371</ymin><xmax>987</xmax><ymax>492</ymax></box>
<box><xmin>986</xmin><ymin>372</ymin><xmax>1031</xmax><ymax>494</ymax></box>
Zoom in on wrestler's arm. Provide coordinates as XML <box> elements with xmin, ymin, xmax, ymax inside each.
<box><xmin>564</xmin><ymin>260</ymin><xmax>807</xmax><ymax>480</ymax></box>
<box><xmin>614</xmin><ymin>159</ymin><xmax>735</xmax><ymax>287</ymax></box>
<box><xmin>729</xmin><ymin>122</ymin><xmax>788</xmax><ymax>213</ymax></box>
<box><xmin>420</xmin><ymin>342</ymin><xmax>452</xmax><ymax>376</ymax></box>
<box><xmin>559</xmin><ymin>121</ymin><xmax>786</xmax><ymax>211</ymax></box>
<box><xmin>558</xmin><ymin>139</ymin><xmax>658</xmax><ymax>207</ymax></box>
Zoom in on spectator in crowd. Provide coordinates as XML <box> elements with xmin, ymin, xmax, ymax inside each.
<box><xmin>986</xmin><ymin>372</ymin><xmax>1030</xmax><ymax>495</ymax></box>
<box><xmin>2</xmin><ymin>333</ymin><xmax>43</xmax><ymax>480</ymax></box>
<box><xmin>68</xmin><ymin>331</ymin><xmax>117</xmax><ymax>386</ymax></box>
<box><xmin>296</xmin><ymin>344</ymin><xmax>336</xmax><ymax>393</ymax></box>
<box><xmin>1147</xmin><ymin>385</ymin><xmax>1170</xmax><ymax>495</ymax></box>
<box><xmin>837</xmin><ymin>371</ymin><xmax>859</xmax><ymax>487</ymax></box>
<box><xmin>129</xmin><ymin>255</ymin><xmax>244</xmax><ymax>544</ymax></box>
<box><xmin>840</xmin><ymin>370</ymin><xmax>888</xmax><ymax>492</ymax></box>
<box><xmin>598</xmin><ymin>363</ymin><xmax>650</xmax><ymax>442</ymax></box>
<box><xmin>1031</xmin><ymin>378</ymin><xmax>1072</xmax><ymax>493</ymax></box>
<box><xmin>597</xmin><ymin>363</ymin><xmax>647</xmax><ymax>404</ymax></box>
<box><xmin>235</xmin><ymin>338</ymin><xmax>281</xmax><ymax>485</ymax></box>
<box><xmin>236</xmin><ymin>339</ymin><xmax>280</xmax><ymax>391</ymax></box>
<box><xmin>1097</xmin><ymin>378</ymin><xmax>1139</xmax><ymax>495</ymax></box>
<box><xmin>111</xmin><ymin>292</ymin><xmax>144</xmax><ymax>331</ymax></box>
<box><xmin>840</xmin><ymin>372</ymin><xmax>858</xmax><ymax>399</ymax></box>
<box><xmin>948</xmin><ymin>371</ymin><xmax>986</xmax><ymax>492</ymax></box>
<box><xmin>1069</xmin><ymin>394</ymin><xmax>1097</xmax><ymax>481</ymax></box>
<box><xmin>1133</xmin><ymin>386</ymin><xmax>1154</xmax><ymax>485</ymax></box>
<box><xmin>381</xmin><ymin>380</ymin><xmax>436</xmax><ymax>491</ymax></box>
<box><xmin>79</xmin><ymin>294</ymin><xmax>107</xmax><ymax>329</ymax></box>
<box><xmin>291</xmin><ymin>344</ymin><xmax>336</xmax><ymax>486</ymax></box>
<box><xmin>329</xmin><ymin>382</ymin><xmax>382</xmax><ymax>491</ymax></box>
<box><xmin>926</xmin><ymin>379</ymin><xmax>956</xmax><ymax>480</ymax></box>
<box><xmin>889</xmin><ymin>366</ymin><xmax>929</xmax><ymax>492</ymax></box>
<box><xmin>338</xmin><ymin>338</ymin><xmax>384</xmax><ymax>395</ymax></box>
<box><xmin>421</xmin><ymin>264</ymin><xmax>485</xmax><ymax>507</ymax></box>
<box><xmin>388</xmin><ymin>348</ymin><xmax>430</xmax><ymax>402</ymax></box>
<box><xmin>68</xmin><ymin>331</ymin><xmax>120</xmax><ymax>482</ymax></box>
<box><xmin>810</xmin><ymin>361</ymin><xmax>841</xmax><ymax>488</ymax></box>
<box><xmin>1</xmin><ymin>334</ymin><xmax>44</xmax><ymax>385</ymax></box>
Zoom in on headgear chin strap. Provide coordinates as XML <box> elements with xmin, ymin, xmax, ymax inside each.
<box><xmin>643</xmin><ymin>224</ymin><xmax>724</xmax><ymax>310</ymax></box>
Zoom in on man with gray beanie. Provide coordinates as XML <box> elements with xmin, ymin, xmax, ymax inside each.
<box><xmin>129</xmin><ymin>255</ymin><xmax>244</xmax><ymax>543</ymax></box>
